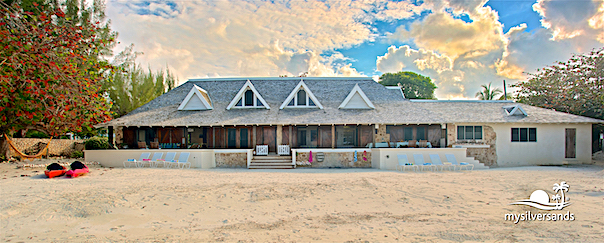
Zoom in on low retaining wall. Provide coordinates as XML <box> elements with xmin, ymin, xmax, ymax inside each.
<box><xmin>8</xmin><ymin>138</ymin><xmax>84</xmax><ymax>157</ymax></box>
<box><xmin>215</xmin><ymin>151</ymin><xmax>248</xmax><ymax>168</ymax></box>
<box><xmin>84</xmin><ymin>149</ymin><xmax>216</xmax><ymax>169</ymax></box>
<box><xmin>292</xmin><ymin>149</ymin><xmax>372</xmax><ymax>168</ymax></box>
<box><xmin>371</xmin><ymin>148</ymin><xmax>471</xmax><ymax>170</ymax></box>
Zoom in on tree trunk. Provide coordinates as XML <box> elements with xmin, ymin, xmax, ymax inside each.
<box><xmin>0</xmin><ymin>136</ymin><xmax>9</xmax><ymax>161</ymax></box>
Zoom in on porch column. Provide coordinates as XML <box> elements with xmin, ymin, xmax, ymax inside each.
<box><xmin>331</xmin><ymin>124</ymin><xmax>335</xmax><ymax>149</ymax></box>
<box><xmin>276</xmin><ymin>125</ymin><xmax>282</xmax><ymax>145</ymax></box>
<box><xmin>108</xmin><ymin>126</ymin><xmax>114</xmax><ymax>146</ymax></box>
<box><xmin>289</xmin><ymin>126</ymin><xmax>293</xmax><ymax>145</ymax></box>
<box><xmin>252</xmin><ymin>126</ymin><xmax>256</xmax><ymax>147</ymax></box>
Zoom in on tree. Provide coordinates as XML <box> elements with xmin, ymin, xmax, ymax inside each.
<box><xmin>475</xmin><ymin>82</ymin><xmax>503</xmax><ymax>100</ymax></box>
<box><xmin>0</xmin><ymin>2</ymin><xmax>114</xmax><ymax>158</ymax></box>
<box><xmin>106</xmin><ymin>44</ymin><xmax>177</xmax><ymax>118</ymax></box>
<box><xmin>513</xmin><ymin>47</ymin><xmax>603</xmax><ymax>120</ymax></box>
<box><xmin>379</xmin><ymin>71</ymin><xmax>437</xmax><ymax>99</ymax></box>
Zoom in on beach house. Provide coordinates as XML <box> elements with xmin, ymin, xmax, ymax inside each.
<box><xmin>88</xmin><ymin>77</ymin><xmax>602</xmax><ymax>169</ymax></box>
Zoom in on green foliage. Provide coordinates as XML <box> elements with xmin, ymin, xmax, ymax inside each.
<box><xmin>84</xmin><ymin>136</ymin><xmax>110</xmax><ymax>150</ymax></box>
<box><xmin>24</xmin><ymin>130</ymin><xmax>50</xmax><ymax>138</ymax></box>
<box><xmin>475</xmin><ymin>82</ymin><xmax>503</xmax><ymax>100</ymax></box>
<box><xmin>513</xmin><ymin>47</ymin><xmax>604</xmax><ymax>121</ymax></box>
<box><xmin>0</xmin><ymin>2</ymin><xmax>115</xmax><ymax>136</ymax></box>
<box><xmin>106</xmin><ymin>44</ymin><xmax>178</xmax><ymax>117</ymax></box>
<box><xmin>379</xmin><ymin>72</ymin><xmax>437</xmax><ymax>99</ymax></box>
<box><xmin>71</xmin><ymin>150</ymin><xmax>83</xmax><ymax>158</ymax></box>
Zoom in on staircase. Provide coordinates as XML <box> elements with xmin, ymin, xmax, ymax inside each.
<box><xmin>248</xmin><ymin>154</ymin><xmax>294</xmax><ymax>169</ymax></box>
<box><xmin>465</xmin><ymin>156</ymin><xmax>489</xmax><ymax>170</ymax></box>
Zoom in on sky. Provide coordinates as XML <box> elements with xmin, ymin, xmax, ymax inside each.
<box><xmin>105</xmin><ymin>0</ymin><xmax>604</xmax><ymax>99</ymax></box>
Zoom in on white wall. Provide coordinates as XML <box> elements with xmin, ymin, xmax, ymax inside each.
<box><xmin>371</xmin><ymin>148</ymin><xmax>470</xmax><ymax>170</ymax></box>
<box><xmin>491</xmin><ymin>123</ymin><xmax>592</xmax><ymax>166</ymax></box>
<box><xmin>85</xmin><ymin>149</ymin><xmax>216</xmax><ymax>168</ymax></box>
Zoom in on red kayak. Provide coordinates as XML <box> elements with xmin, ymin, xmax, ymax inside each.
<box><xmin>45</xmin><ymin>167</ymin><xmax>66</xmax><ymax>178</ymax></box>
<box><xmin>66</xmin><ymin>162</ymin><xmax>89</xmax><ymax>178</ymax></box>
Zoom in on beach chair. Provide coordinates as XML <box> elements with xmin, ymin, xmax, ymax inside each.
<box><xmin>123</xmin><ymin>152</ymin><xmax>150</xmax><ymax>168</ymax></box>
<box><xmin>413</xmin><ymin>154</ymin><xmax>435</xmax><ymax>172</ymax></box>
<box><xmin>177</xmin><ymin>152</ymin><xmax>191</xmax><ymax>169</ymax></box>
<box><xmin>429</xmin><ymin>154</ymin><xmax>454</xmax><ymax>171</ymax></box>
<box><xmin>397</xmin><ymin>154</ymin><xmax>418</xmax><ymax>172</ymax></box>
<box><xmin>143</xmin><ymin>152</ymin><xmax>164</xmax><ymax>168</ymax></box>
<box><xmin>156</xmin><ymin>152</ymin><xmax>176</xmax><ymax>168</ymax></box>
<box><xmin>445</xmin><ymin>154</ymin><xmax>474</xmax><ymax>171</ymax></box>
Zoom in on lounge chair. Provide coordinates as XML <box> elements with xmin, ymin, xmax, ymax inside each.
<box><xmin>445</xmin><ymin>154</ymin><xmax>474</xmax><ymax>171</ymax></box>
<box><xmin>397</xmin><ymin>154</ymin><xmax>418</xmax><ymax>172</ymax></box>
<box><xmin>429</xmin><ymin>154</ymin><xmax>454</xmax><ymax>171</ymax></box>
<box><xmin>123</xmin><ymin>152</ymin><xmax>150</xmax><ymax>168</ymax></box>
<box><xmin>138</xmin><ymin>141</ymin><xmax>147</xmax><ymax>149</ymax></box>
<box><xmin>177</xmin><ymin>152</ymin><xmax>191</xmax><ymax>169</ymax></box>
<box><xmin>143</xmin><ymin>152</ymin><xmax>164</xmax><ymax>168</ymax></box>
<box><xmin>408</xmin><ymin>140</ymin><xmax>417</xmax><ymax>148</ymax></box>
<box><xmin>418</xmin><ymin>140</ymin><xmax>428</xmax><ymax>148</ymax></box>
<box><xmin>156</xmin><ymin>152</ymin><xmax>177</xmax><ymax>168</ymax></box>
<box><xmin>413</xmin><ymin>154</ymin><xmax>435</xmax><ymax>172</ymax></box>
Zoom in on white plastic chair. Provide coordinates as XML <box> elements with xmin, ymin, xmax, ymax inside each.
<box><xmin>143</xmin><ymin>152</ymin><xmax>163</xmax><ymax>168</ymax></box>
<box><xmin>177</xmin><ymin>152</ymin><xmax>191</xmax><ymax>169</ymax></box>
<box><xmin>445</xmin><ymin>154</ymin><xmax>474</xmax><ymax>171</ymax></box>
<box><xmin>397</xmin><ymin>154</ymin><xmax>418</xmax><ymax>172</ymax></box>
<box><xmin>413</xmin><ymin>154</ymin><xmax>435</xmax><ymax>172</ymax></box>
<box><xmin>123</xmin><ymin>152</ymin><xmax>150</xmax><ymax>168</ymax></box>
<box><xmin>429</xmin><ymin>154</ymin><xmax>454</xmax><ymax>171</ymax></box>
<box><xmin>157</xmin><ymin>152</ymin><xmax>176</xmax><ymax>168</ymax></box>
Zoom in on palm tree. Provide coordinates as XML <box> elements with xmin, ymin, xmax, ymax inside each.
<box><xmin>475</xmin><ymin>82</ymin><xmax>503</xmax><ymax>100</ymax></box>
<box><xmin>553</xmin><ymin>181</ymin><xmax>569</xmax><ymax>209</ymax></box>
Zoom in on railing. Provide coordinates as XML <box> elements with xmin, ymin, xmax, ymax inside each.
<box><xmin>278</xmin><ymin>145</ymin><xmax>290</xmax><ymax>155</ymax></box>
<box><xmin>255</xmin><ymin>145</ymin><xmax>268</xmax><ymax>156</ymax></box>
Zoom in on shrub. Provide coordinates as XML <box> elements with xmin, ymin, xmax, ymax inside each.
<box><xmin>84</xmin><ymin>137</ymin><xmax>110</xmax><ymax>150</ymax></box>
<box><xmin>25</xmin><ymin>130</ymin><xmax>50</xmax><ymax>138</ymax></box>
<box><xmin>72</xmin><ymin>151</ymin><xmax>84</xmax><ymax>158</ymax></box>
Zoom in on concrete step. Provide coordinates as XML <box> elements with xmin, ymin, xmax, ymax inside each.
<box><xmin>465</xmin><ymin>156</ymin><xmax>489</xmax><ymax>170</ymax></box>
<box><xmin>249</xmin><ymin>162</ymin><xmax>293</xmax><ymax>166</ymax></box>
<box><xmin>253</xmin><ymin>156</ymin><xmax>292</xmax><ymax>160</ymax></box>
<box><xmin>251</xmin><ymin>159</ymin><xmax>292</xmax><ymax>163</ymax></box>
<box><xmin>248</xmin><ymin>165</ymin><xmax>295</xmax><ymax>169</ymax></box>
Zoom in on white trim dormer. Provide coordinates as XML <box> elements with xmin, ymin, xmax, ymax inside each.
<box><xmin>503</xmin><ymin>105</ymin><xmax>527</xmax><ymax>116</ymax></box>
<box><xmin>226</xmin><ymin>80</ymin><xmax>270</xmax><ymax>110</ymax></box>
<box><xmin>279</xmin><ymin>80</ymin><xmax>323</xmax><ymax>109</ymax></box>
<box><xmin>339</xmin><ymin>84</ymin><xmax>375</xmax><ymax>109</ymax></box>
<box><xmin>178</xmin><ymin>84</ymin><xmax>213</xmax><ymax>110</ymax></box>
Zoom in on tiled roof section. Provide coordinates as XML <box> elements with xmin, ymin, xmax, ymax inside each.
<box><xmin>101</xmin><ymin>78</ymin><xmax>603</xmax><ymax>127</ymax></box>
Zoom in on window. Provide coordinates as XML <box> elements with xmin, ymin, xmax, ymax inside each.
<box><xmin>297</xmin><ymin>90</ymin><xmax>306</xmax><ymax>106</ymax></box>
<box><xmin>235</xmin><ymin>89</ymin><xmax>260</xmax><ymax>107</ymax></box>
<box><xmin>297</xmin><ymin>126</ymin><xmax>318</xmax><ymax>148</ymax></box>
<box><xmin>512</xmin><ymin>128</ymin><xmax>536</xmax><ymax>142</ymax></box>
<box><xmin>244</xmin><ymin>90</ymin><xmax>253</xmax><ymax>106</ymax></box>
<box><xmin>416</xmin><ymin>127</ymin><xmax>426</xmax><ymax>140</ymax></box>
<box><xmin>280</xmin><ymin>80</ymin><xmax>323</xmax><ymax>109</ymax></box>
<box><xmin>457</xmin><ymin>126</ymin><xmax>483</xmax><ymax>140</ymax></box>
<box><xmin>336</xmin><ymin>126</ymin><xmax>357</xmax><ymax>147</ymax></box>
<box><xmin>138</xmin><ymin>130</ymin><xmax>146</xmax><ymax>142</ymax></box>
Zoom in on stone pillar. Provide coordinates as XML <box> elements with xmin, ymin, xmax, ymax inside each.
<box><xmin>446</xmin><ymin>123</ymin><xmax>456</xmax><ymax>146</ymax></box>
<box><xmin>276</xmin><ymin>125</ymin><xmax>283</xmax><ymax>145</ymax></box>
<box><xmin>115</xmin><ymin>126</ymin><xmax>124</xmax><ymax>145</ymax></box>
<box><xmin>374</xmin><ymin>124</ymin><xmax>389</xmax><ymax>143</ymax></box>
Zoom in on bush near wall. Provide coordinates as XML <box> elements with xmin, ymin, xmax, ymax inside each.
<box><xmin>84</xmin><ymin>137</ymin><xmax>111</xmax><ymax>150</ymax></box>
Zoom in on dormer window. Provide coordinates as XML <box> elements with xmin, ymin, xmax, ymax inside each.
<box><xmin>227</xmin><ymin>80</ymin><xmax>270</xmax><ymax>110</ymax></box>
<box><xmin>280</xmin><ymin>80</ymin><xmax>323</xmax><ymax>109</ymax></box>
<box><xmin>503</xmin><ymin>105</ymin><xmax>527</xmax><ymax>116</ymax></box>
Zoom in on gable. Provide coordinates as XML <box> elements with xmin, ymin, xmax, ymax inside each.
<box><xmin>339</xmin><ymin>84</ymin><xmax>375</xmax><ymax>109</ymax></box>
<box><xmin>178</xmin><ymin>85</ymin><xmax>213</xmax><ymax>110</ymax></box>
<box><xmin>503</xmin><ymin>105</ymin><xmax>527</xmax><ymax>116</ymax></box>
<box><xmin>226</xmin><ymin>80</ymin><xmax>270</xmax><ymax>110</ymax></box>
<box><xmin>279</xmin><ymin>80</ymin><xmax>324</xmax><ymax>109</ymax></box>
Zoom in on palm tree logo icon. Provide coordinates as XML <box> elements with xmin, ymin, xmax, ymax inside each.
<box><xmin>510</xmin><ymin>181</ymin><xmax>571</xmax><ymax>210</ymax></box>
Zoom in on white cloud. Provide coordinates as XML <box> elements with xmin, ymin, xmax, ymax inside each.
<box><xmin>533</xmin><ymin>0</ymin><xmax>604</xmax><ymax>42</ymax></box>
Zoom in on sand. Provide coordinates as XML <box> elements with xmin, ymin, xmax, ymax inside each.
<box><xmin>1</xmin><ymin>159</ymin><xmax>603</xmax><ymax>242</ymax></box>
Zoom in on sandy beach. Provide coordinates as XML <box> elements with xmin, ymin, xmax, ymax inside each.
<box><xmin>1</xmin><ymin>160</ymin><xmax>603</xmax><ymax>242</ymax></box>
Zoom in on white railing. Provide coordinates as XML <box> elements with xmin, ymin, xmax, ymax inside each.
<box><xmin>278</xmin><ymin>145</ymin><xmax>290</xmax><ymax>155</ymax></box>
<box><xmin>255</xmin><ymin>145</ymin><xmax>268</xmax><ymax>156</ymax></box>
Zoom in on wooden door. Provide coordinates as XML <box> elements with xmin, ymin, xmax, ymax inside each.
<box><xmin>263</xmin><ymin>126</ymin><xmax>277</xmax><ymax>152</ymax></box>
<box><xmin>227</xmin><ymin>128</ymin><xmax>237</xmax><ymax>148</ymax></box>
<box><xmin>565</xmin><ymin>128</ymin><xmax>576</xmax><ymax>158</ymax></box>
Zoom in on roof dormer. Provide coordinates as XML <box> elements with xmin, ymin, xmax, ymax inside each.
<box><xmin>503</xmin><ymin>104</ymin><xmax>527</xmax><ymax>116</ymax></box>
<box><xmin>178</xmin><ymin>84</ymin><xmax>213</xmax><ymax>110</ymax></box>
<box><xmin>226</xmin><ymin>80</ymin><xmax>270</xmax><ymax>110</ymax></box>
<box><xmin>339</xmin><ymin>84</ymin><xmax>375</xmax><ymax>109</ymax></box>
<box><xmin>280</xmin><ymin>80</ymin><xmax>324</xmax><ymax>109</ymax></box>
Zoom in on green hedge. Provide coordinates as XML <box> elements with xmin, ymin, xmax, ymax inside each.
<box><xmin>84</xmin><ymin>137</ymin><xmax>111</xmax><ymax>150</ymax></box>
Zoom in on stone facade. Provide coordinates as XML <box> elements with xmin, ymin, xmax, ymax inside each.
<box><xmin>8</xmin><ymin>138</ymin><xmax>84</xmax><ymax>158</ymax></box>
<box><xmin>296</xmin><ymin>151</ymin><xmax>371</xmax><ymax>168</ymax></box>
<box><xmin>447</xmin><ymin>124</ymin><xmax>497</xmax><ymax>167</ymax></box>
<box><xmin>215</xmin><ymin>152</ymin><xmax>247</xmax><ymax>168</ymax></box>
<box><xmin>374</xmin><ymin>125</ymin><xmax>388</xmax><ymax>143</ymax></box>
<box><xmin>115</xmin><ymin>126</ymin><xmax>124</xmax><ymax>145</ymax></box>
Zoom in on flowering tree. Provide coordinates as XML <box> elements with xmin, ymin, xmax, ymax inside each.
<box><xmin>0</xmin><ymin>2</ymin><xmax>114</xmax><ymax>157</ymax></box>
<box><xmin>514</xmin><ymin>47</ymin><xmax>604</xmax><ymax>120</ymax></box>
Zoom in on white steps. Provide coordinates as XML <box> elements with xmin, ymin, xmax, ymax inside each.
<box><xmin>465</xmin><ymin>156</ymin><xmax>489</xmax><ymax>170</ymax></box>
<box><xmin>249</xmin><ymin>155</ymin><xmax>294</xmax><ymax>169</ymax></box>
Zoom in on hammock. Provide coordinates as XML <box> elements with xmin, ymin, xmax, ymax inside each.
<box><xmin>4</xmin><ymin>134</ymin><xmax>53</xmax><ymax>161</ymax></box>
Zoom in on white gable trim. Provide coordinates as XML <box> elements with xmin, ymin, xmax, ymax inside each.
<box><xmin>339</xmin><ymin>84</ymin><xmax>375</xmax><ymax>109</ymax></box>
<box><xmin>503</xmin><ymin>105</ymin><xmax>527</xmax><ymax>116</ymax></box>
<box><xmin>178</xmin><ymin>85</ymin><xmax>213</xmax><ymax>110</ymax></box>
<box><xmin>226</xmin><ymin>80</ymin><xmax>270</xmax><ymax>110</ymax></box>
<box><xmin>279</xmin><ymin>80</ymin><xmax>324</xmax><ymax>109</ymax></box>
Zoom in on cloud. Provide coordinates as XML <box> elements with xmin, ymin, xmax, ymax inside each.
<box><xmin>533</xmin><ymin>0</ymin><xmax>604</xmax><ymax>42</ymax></box>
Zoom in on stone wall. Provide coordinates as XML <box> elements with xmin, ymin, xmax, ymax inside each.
<box><xmin>215</xmin><ymin>152</ymin><xmax>247</xmax><ymax>168</ymax></box>
<box><xmin>115</xmin><ymin>126</ymin><xmax>124</xmax><ymax>145</ymax></box>
<box><xmin>296</xmin><ymin>151</ymin><xmax>371</xmax><ymax>168</ymax></box>
<box><xmin>374</xmin><ymin>125</ymin><xmax>389</xmax><ymax>143</ymax></box>
<box><xmin>447</xmin><ymin>125</ymin><xmax>498</xmax><ymax>167</ymax></box>
<box><xmin>8</xmin><ymin>138</ymin><xmax>85</xmax><ymax>157</ymax></box>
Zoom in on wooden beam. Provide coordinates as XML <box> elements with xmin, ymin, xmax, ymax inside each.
<box><xmin>331</xmin><ymin>124</ymin><xmax>335</xmax><ymax>149</ymax></box>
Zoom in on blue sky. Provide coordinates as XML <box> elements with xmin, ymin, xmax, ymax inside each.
<box><xmin>106</xmin><ymin>0</ymin><xmax>603</xmax><ymax>99</ymax></box>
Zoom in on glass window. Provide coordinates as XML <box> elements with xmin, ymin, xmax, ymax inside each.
<box><xmin>256</xmin><ymin>98</ymin><xmax>262</xmax><ymax>107</ymax></box>
<box><xmin>512</xmin><ymin>128</ymin><xmax>536</xmax><ymax>142</ymax></box>
<box><xmin>288</xmin><ymin>99</ymin><xmax>294</xmax><ymax>106</ymax></box>
<box><xmin>529</xmin><ymin>128</ymin><xmax>536</xmax><ymax>142</ymax></box>
<box><xmin>417</xmin><ymin>127</ymin><xmax>426</xmax><ymax>140</ymax></box>
<box><xmin>457</xmin><ymin>126</ymin><xmax>464</xmax><ymax>140</ymax></box>
<box><xmin>512</xmin><ymin>128</ymin><xmax>519</xmax><ymax>141</ymax></box>
<box><xmin>297</xmin><ymin>126</ymin><xmax>318</xmax><ymax>148</ymax></box>
<box><xmin>309</xmin><ymin>98</ymin><xmax>315</xmax><ymax>106</ymax></box>
<box><xmin>297</xmin><ymin>90</ymin><xmax>306</xmax><ymax>106</ymax></box>
<box><xmin>475</xmin><ymin>126</ymin><xmax>483</xmax><ymax>140</ymax></box>
<box><xmin>520</xmin><ymin>128</ymin><xmax>528</xmax><ymax>141</ymax></box>
<box><xmin>404</xmin><ymin>127</ymin><xmax>413</xmax><ymax>141</ymax></box>
<box><xmin>457</xmin><ymin>126</ymin><xmax>482</xmax><ymax>140</ymax></box>
<box><xmin>336</xmin><ymin>126</ymin><xmax>357</xmax><ymax>147</ymax></box>
<box><xmin>244</xmin><ymin>90</ymin><xmax>254</xmax><ymax>106</ymax></box>
<box><xmin>236</xmin><ymin>98</ymin><xmax>242</xmax><ymax>106</ymax></box>
<box><xmin>465</xmin><ymin>126</ymin><xmax>473</xmax><ymax>140</ymax></box>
